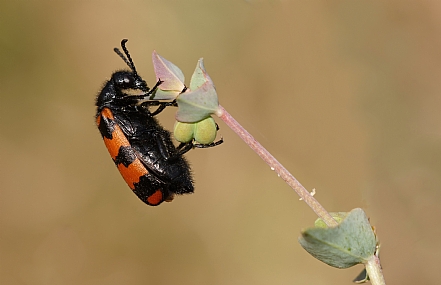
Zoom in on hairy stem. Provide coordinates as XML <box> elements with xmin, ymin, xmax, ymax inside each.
<box><xmin>365</xmin><ymin>255</ymin><xmax>386</xmax><ymax>285</ymax></box>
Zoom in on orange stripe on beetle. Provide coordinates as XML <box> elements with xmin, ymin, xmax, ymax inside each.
<box><xmin>100</xmin><ymin>108</ymin><xmax>115</xmax><ymax>120</ymax></box>
<box><xmin>147</xmin><ymin>189</ymin><xmax>164</xmax><ymax>206</ymax></box>
<box><xmin>98</xmin><ymin>108</ymin><xmax>131</xmax><ymax>159</ymax></box>
<box><xmin>117</xmin><ymin>158</ymin><xmax>149</xmax><ymax>189</ymax></box>
<box><xmin>103</xmin><ymin>128</ymin><xmax>130</xmax><ymax>159</ymax></box>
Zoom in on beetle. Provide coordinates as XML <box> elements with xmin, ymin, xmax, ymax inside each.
<box><xmin>95</xmin><ymin>39</ymin><xmax>221</xmax><ymax>206</ymax></box>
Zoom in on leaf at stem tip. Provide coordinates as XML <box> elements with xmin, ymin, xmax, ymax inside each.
<box><xmin>152</xmin><ymin>51</ymin><xmax>185</xmax><ymax>99</ymax></box>
<box><xmin>175</xmin><ymin>60</ymin><xmax>219</xmax><ymax>122</ymax></box>
<box><xmin>298</xmin><ymin>208</ymin><xmax>377</xmax><ymax>269</ymax></box>
<box><xmin>189</xmin><ymin>58</ymin><xmax>214</xmax><ymax>90</ymax></box>
<box><xmin>176</xmin><ymin>82</ymin><xmax>219</xmax><ymax>122</ymax></box>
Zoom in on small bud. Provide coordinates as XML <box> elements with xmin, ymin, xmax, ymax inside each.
<box><xmin>174</xmin><ymin>121</ymin><xmax>195</xmax><ymax>143</ymax></box>
<box><xmin>194</xmin><ymin>117</ymin><xmax>217</xmax><ymax>145</ymax></box>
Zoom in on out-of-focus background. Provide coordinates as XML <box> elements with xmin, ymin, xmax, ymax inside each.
<box><xmin>1</xmin><ymin>1</ymin><xmax>440</xmax><ymax>284</ymax></box>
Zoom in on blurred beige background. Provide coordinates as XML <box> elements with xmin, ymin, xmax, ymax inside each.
<box><xmin>1</xmin><ymin>1</ymin><xmax>440</xmax><ymax>284</ymax></box>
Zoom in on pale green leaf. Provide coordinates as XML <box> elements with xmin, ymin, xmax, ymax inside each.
<box><xmin>298</xmin><ymin>208</ymin><xmax>376</xmax><ymax>269</ymax></box>
<box><xmin>176</xmin><ymin>81</ymin><xmax>219</xmax><ymax>123</ymax></box>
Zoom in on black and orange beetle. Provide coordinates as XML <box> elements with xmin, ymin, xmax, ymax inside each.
<box><xmin>95</xmin><ymin>39</ymin><xmax>221</xmax><ymax>206</ymax></box>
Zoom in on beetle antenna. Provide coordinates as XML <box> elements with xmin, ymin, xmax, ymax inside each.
<box><xmin>113</xmin><ymin>39</ymin><xmax>138</xmax><ymax>75</ymax></box>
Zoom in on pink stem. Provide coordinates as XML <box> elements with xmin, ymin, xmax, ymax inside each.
<box><xmin>216</xmin><ymin>105</ymin><xmax>337</xmax><ymax>227</ymax></box>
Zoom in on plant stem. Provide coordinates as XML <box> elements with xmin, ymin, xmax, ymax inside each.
<box><xmin>215</xmin><ymin>105</ymin><xmax>338</xmax><ymax>227</ymax></box>
<box><xmin>365</xmin><ymin>255</ymin><xmax>386</xmax><ymax>285</ymax></box>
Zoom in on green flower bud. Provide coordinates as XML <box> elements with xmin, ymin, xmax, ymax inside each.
<box><xmin>194</xmin><ymin>117</ymin><xmax>217</xmax><ymax>145</ymax></box>
<box><xmin>174</xmin><ymin>121</ymin><xmax>195</xmax><ymax>143</ymax></box>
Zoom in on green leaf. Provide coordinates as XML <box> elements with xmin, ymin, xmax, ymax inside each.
<box><xmin>315</xmin><ymin>212</ymin><xmax>349</xmax><ymax>228</ymax></box>
<box><xmin>176</xmin><ymin>81</ymin><xmax>219</xmax><ymax>123</ymax></box>
<box><xmin>152</xmin><ymin>89</ymin><xmax>180</xmax><ymax>100</ymax></box>
<box><xmin>189</xmin><ymin>58</ymin><xmax>214</xmax><ymax>90</ymax></box>
<box><xmin>151</xmin><ymin>53</ymin><xmax>220</xmax><ymax>122</ymax></box>
<box><xmin>175</xmin><ymin>58</ymin><xmax>219</xmax><ymax>123</ymax></box>
<box><xmin>353</xmin><ymin>268</ymin><xmax>369</xmax><ymax>283</ymax></box>
<box><xmin>298</xmin><ymin>208</ymin><xmax>376</xmax><ymax>269</ymax></box>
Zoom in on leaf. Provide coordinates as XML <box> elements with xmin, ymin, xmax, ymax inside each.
<box><xmin>151</xmin><ymin>53</ymin><xmax>220</xmax><ymax>122</ymax></box>
<box><xmin>176</xmin><ymin>80</ymin><xmax>219</xmax><ymax>123</ymax></box>
<box><xmin>175</xmin><ymin>59</ymin><xmax>219</xmax><ymax>122</ymax></box>
<box><xmin>152</xmin><ymin>51</ymin><xmax>185</xmax><ymax>99</ymax></box>
<box><xmin>298</xmin><ymin>208</ymin><xmax>376</xmax><ymax>269</ymax></box>
<box><xmin>189</xmin><ymin>58</ymin><xmax>214</xmax><ymax>91</ymax></box>
<box><xmin>353</xmin><ymin>268</ymin><xmax>369</xmax><ymax>283</ymax></box>
<box><xmin>314</xmin><ymin>212</ymin><xmax>349</xmax><ymax>228</ymax></box>
<box><xmin>152</xmin><ymin>89</ymin><xmax>181</xmax><ymax>100</ymax></box>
